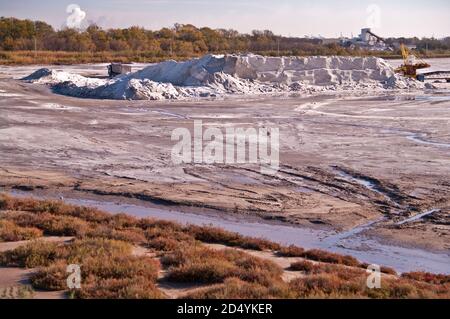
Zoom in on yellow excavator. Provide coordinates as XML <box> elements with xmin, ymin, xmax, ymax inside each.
<box><xmin>395</xmin><ymin>44</ymin><xmax>430</xmax><ymax>78</ymax></box>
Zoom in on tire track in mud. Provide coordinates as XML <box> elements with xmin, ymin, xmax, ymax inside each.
<box><xmin>331</xmin><ymin>166</ymin><xmax>408</xmax><ymax>208</ymax></box>
<box><xmin>240</xmin><ymin>164</ymin><xmax>433</xmax><ymax>221</ymax></box>
<box><xmin>277</xmin><ymin>165</ymin><xmax>394</xmax><ymax>207</ymax></box>
<box><xmin>182</xmin><ymin>166</ymin><xmax>292</xmax><ymax>211</ymax></box>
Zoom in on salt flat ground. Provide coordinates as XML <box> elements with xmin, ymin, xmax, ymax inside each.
<box><xmin>0</xmin><ymin>59</ymin><xmax>449</xmax><ymax>262</ymax></box>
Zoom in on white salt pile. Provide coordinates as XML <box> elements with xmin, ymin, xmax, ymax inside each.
<box><xmin>22</xmin><ymin>54</ymin><xmax>429</xmax><ymax>100</ymax></box>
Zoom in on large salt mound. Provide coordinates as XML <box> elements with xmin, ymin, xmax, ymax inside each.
<box><xmin>22</xmin><ymin>54</ymin><xmax>426</xmax><ymax>100</ymax></box>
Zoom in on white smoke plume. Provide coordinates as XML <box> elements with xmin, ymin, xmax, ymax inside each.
<box><xmin>66</xmin><ymin>4</ymin><xmax>86</xmax><ymax>28</ymax></box>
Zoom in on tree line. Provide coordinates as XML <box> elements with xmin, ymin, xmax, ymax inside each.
<box><xmin>1</xmin><ymin>17</ymin><xmax>449</xmax><ymax>58</ymax></box>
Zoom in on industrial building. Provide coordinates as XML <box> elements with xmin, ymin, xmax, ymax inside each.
<box><xmin>341</xmin><ymin>28</ymin><xmax>393</xmax><ymax>51</ymax></box>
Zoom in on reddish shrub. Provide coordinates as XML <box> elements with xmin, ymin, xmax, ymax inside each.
<box><xmin>303</xmin><ymin>249</ymin><xmax>359</xmax><ymax>267</ymax></box>
<box><xmin>401</xmin><ymin>271</ymin><xmax>450</xmax><ymax>285</ymax></box>
<box><xmin>186</xmin><ymin>278</ymin><xmax>293</xmax><ymax>299</ymax></box>
<box><xmin>0</xmin><ymin>219</ymin><xmax>43</xmax><ymax>241</ymax></box>
<box><xmin>74</xmin><ymin>278</ymin><xmax>164</xmax><ymax>299</ymax></box>
<box><xmin>290</xmin><ymin>260</ymin><xmax>314</xmax><ymax>272</ymax></box>
<box><xmin>278</xmin><ymin>245</ymin><xmax>305</xmax><ymax>257</ymax></box>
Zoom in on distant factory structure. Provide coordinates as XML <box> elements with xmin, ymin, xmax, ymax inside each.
<box><xmin>315</xmin><ymin>28</ymin><xmax>394</xmax><ymax>51</ymax></box>
<box><xmin>341</xmin><ymin>28</ymin><xmax>393</xmax><ymax>51</ymax></box>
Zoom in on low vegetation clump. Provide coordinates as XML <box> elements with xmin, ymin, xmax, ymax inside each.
<box><xmin>30</xmin><ymin>260</ymin><xmax>68</xmax><ymax>291</ymax></box>
<box><xmin>85</xmin><ymin>225</ymin><xmax>147</xmax><ymax>244</ymax></box>
<box><xmin>146</xmin><ymin>236</ymin><xmax>181</xmax><ymax>252</ymax></box>
<box><xmin>0</xmin><ymin>240</ymin><xmax>59</xmax><ymax>268</ymax></box>
<box><xmin>0</xmin><ymin>195</ymin><xmax>279</xmax><ymax>252</ymax></box>
<box><xmin>0</xmin><ymin>196</ymin><xmax>109</xmax><ymax>223</ymax></box>
<box><xmin>358</xmin><ymin>262</ymin><xmax>397</xmax><ymax>275</ymax></box>
<box><xmin>287</xmin><ymin>265</ymin><xmax>450</xmax><ymax>299</ymax></box>
<box><xmin>35</xmin><ymin>214</ymin><xmax>90</xmax><ymax>237</ymax></box>
<box><xmin>1</xmin><ymin>211</ymin><xmax>89</xmax><ymax>236</ymax></box>
<box><xmin>290</xmin><ymin>260</ymin><xmax>368</xmax><ymax>282</ymax></box>
<box><xmin>73</xmin><ymin>278</ymin><xmax>164</xmax><ymax>299</ymax></box>
<box><xmin>186</xmin><ymin>225</ymin><xmax>280</xmax><ymax>251</ymax></box>
<box><xmin>186</xmin><ymin>278</ymin><xmax>294</xmax><ymax>299</ymax></box>
<box><xmin>0</xmin><ymin>235</ymin><xmax>162</xmax><ymax>298</ymax></box>
<box><xmin>379</xmin><ymin>266</ymin><xmax>398</xmax><ymax>276</ymax></box>
<box><xmin>279</xmin><ymin>246</ymin><xmax>362</xmax><ymax>268</ymax></box>
<box><xmin>289</xmin><ymin>260</ymin><xmax>314</xmax><ymax>272</ymax></box>
<box><xmin>22</xmin><ymin>238</ymin><xmax>161</xmax><ymax>298</ymax></box>
<box><xmin>162</xmin><ymin>245</ymin><xmax>283</xmax><ymax>287</ymax></box>
<box><xmin>0</xmin><ymin>219</ymin><xmax>42</xmax><ymax>242</ymax></box>
<box><xmin>278</xmin><ymin>245</ymin><xmax>305</xmax><ymax>257</ymax></box>
<box><xmin>144</xmin><ymin>222</ymin><xmax>196</xmax><ymax>252</ymax></box>
<box><xmin>289</xmin><ymin>273</ymin><xmax>363</xmax><ymax>298</ymax></box>
<box><xmin>401</xmin><ymin>272</ymin><xmax>450</xmax><ymax>285</ymax></box>
<box><xmin>0</xmin><ymin>238</ymin><xmax>132</xmax><ymax>268</ymax></box>
<box><xmin>302</xmin><ymin>249</ymin><xmax>360</xmax><ymax>267</ymax></box>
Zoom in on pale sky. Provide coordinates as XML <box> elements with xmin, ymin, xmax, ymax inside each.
<box><xmin>1</xmin><ymin>0</ymin><xmax>449</xmax><ymax>38</ymax></box>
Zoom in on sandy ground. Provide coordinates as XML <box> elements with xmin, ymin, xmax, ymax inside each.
<box><xmin>0</xmin><ymin>61</ymin><xmax>449</xmax><ymax>256</ymax></box>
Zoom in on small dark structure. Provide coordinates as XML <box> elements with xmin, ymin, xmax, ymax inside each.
<box><xmin>107</xmin><ymin>63</ymin><xmax>132</xmax><ymax>77</ymax></box>
<box><xmin>417</xmin><ymin>71</ymin><xmax>450</xmax><ymax>82</ymax></box>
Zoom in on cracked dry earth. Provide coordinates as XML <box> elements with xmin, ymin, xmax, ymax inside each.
<box><xmin>0</xmin><ymin>66</ymin><xmax>449</xmax><ymax>254</ymax></box>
